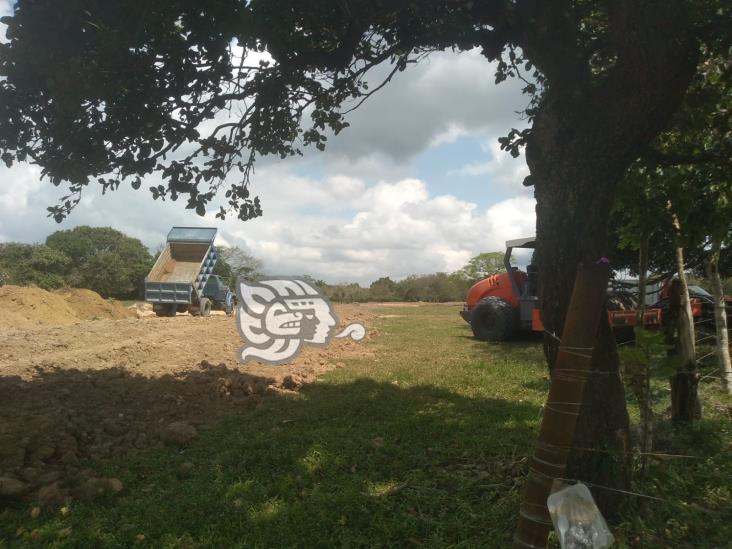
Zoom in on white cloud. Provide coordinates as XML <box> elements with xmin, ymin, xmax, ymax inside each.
<box><xmin>0</xmin><ymin>164</ymin><xmax>44</xmax><ymax>210</ymax></box>
<box><xmin>320</xmin><ymin>48</ymin><xmax>528</xmax><ymax>170</ymax></box>
<box><xmin>214</xmin><ymin>233</ymin><xmax>232</xmax><ymax>248</ymax></box>
<box><xmin>429</xmin><ymin>125</ymin><xmax>470</xmax><ymax>148</ymax></box>
<box><xmin>448</xmin><ymin>140</ymin><xmax>530</xmax><ymax>193</ymax></box>
<box><xmin>213</xmin><ymin>172</ymin><xmax>536</xmax><ymax>283</ymax></box>
<box><xmin>0</xmin><ymin>42</ymin><xmax>535</xmax><ymax>285</ymax></box>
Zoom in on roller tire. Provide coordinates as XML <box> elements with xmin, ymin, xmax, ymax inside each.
<box><xmin>470</xmin><ymin>296</ymin><xmax>518</xmax><ymax>341</ymax></box>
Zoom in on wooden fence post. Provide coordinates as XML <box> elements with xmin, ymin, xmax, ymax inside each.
<box><xmin>513</xmin><ymin>264</ymin><xmax>611</xmax><ymax>548</ymax></box>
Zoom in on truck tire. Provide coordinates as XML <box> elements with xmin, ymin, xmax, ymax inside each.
<box><xmin>470</xmin><ymin>297</ymin><xmax>518</xmax><ymax>341</ymax></box>
<box><xmin>199</xmin><ymin>298</ymin><xmax>212</xmax><ymax>317</ymax></box>
<box><xmin>155</xmin><ymin>304</ymin><xmax>176</xmax><ymax>317</ymax></box>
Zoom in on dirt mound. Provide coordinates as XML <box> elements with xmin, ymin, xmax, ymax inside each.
<box><xmin>0</xmin><ymin>286</ymin><xmax>80</xmax><ymax>328</ymax></box>
<box><xmin>128</xmin><ymin>301</ymin><xmax>154</xmax><ymax>318</ymax></box>
<box><xmin>0</xmin><ymin>285</ymin><xmax>133</xmax><ymax>329</ymax></box>
<box><xmin>54</xmin><ymin>288</ymin><xmax>134</xmax><ymax>321</ymax></box>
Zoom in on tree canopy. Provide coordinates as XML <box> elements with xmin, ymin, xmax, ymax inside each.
<box><xmin>611</xmin><ymin>40</ymin><xmax>732</xmax><ymax>278</ymax></box>
<box><xmin>457</xmin><ymin>251</ymin><xmax>507</xmax><ymax>281</ymax></box>
<box><xmin>0</xmin><ymin>242</ymin><xmax>70</xmax><ymax>289</ymax></box>
<box><xmin>0</xmin><ymin>1</ymin><xmax>719</xmax><ymax>222</ymax></box>
<box><xmin>213</xmin><ymin>245</ymin><xmax>264</xmax><ymax>288</ymax></box>
<box><xmin>45</xmin><ymin>226</ymin><xmax>153</xmax><ymax>299</ymax></box>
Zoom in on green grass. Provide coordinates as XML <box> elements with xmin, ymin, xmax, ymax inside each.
<box><xmin>1</xmin><ymin>305</ymin><xmax>730</xmax><ymax>548</ymax></box>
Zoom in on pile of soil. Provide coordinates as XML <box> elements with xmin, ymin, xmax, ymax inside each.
<box><xmin>0</xmin><ymin>285</ymin><xmax>133</xmax><ymax>329</ymax></box>
<box><xmin>0</xmin><ymin>286</ymin><xmax>80</xmax><ymax>328</ymax></box>
<box><xmin>53</xmin><ymin>288</ymin><xmax>134</xmax><ymax>321</ymax></box>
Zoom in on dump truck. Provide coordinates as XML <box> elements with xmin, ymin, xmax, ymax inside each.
<box><xmin>145</xmin><ymin>227</ymin><xmax>235</xmax><ymax>317</ymax></box>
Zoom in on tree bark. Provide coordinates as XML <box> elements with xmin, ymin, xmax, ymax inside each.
<box><xmin>635</xmin><ymin>232</ymin><xmax>652</xmax><ymax>468</ymax></box>
<box><xmin>670</xmin><ymin>213</ymin><xmax>701</xmax><ymax>423</ymax></box>
<box><xmin>522</xmin><ymin>0</ymin><xmax>697</xmax><ymax>518</ymax></box>
<box><xmin>636</xmin><ymin>233</ymin><xmax>649</xmax><ymax>327</ymax></box>
<box><xmin>707</xmin><ymin>233</ymin><xmax>732</xmax><ymax>394</ymax></box>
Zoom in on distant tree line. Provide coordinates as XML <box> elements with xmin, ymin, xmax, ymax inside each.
<box><xmin>4</xmin><ymin>226</ymin><xmax>730</xmax><ymax>306</ymax></box>
<box><xmin>304</xmin><ymin>251</ymin><xmax>508</xmax><ymax>303</ymax></box>
<box><xmin>0</xmin><ymin>227</ymin><xmax>513</xmax><ymax>303</ymax></box>
<box><xmin>320</xmin><ymin>273</ymin><xmax>471</xmax><ymax>304</ymax></box>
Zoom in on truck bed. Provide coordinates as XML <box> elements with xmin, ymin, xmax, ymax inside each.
<box><xmin>155</xmin><ymin>260</ymin><xmax>205</xmax><ymax>283</ymax></box>
<box><xmin>147</xmin><ymin>242</ymin><xmax>211</xmax><ymax>284</ymax></box>
<box><xmin>145</xmin><ymin>241</ymin><xmax>214</xmax><ymax>305</ymax></box>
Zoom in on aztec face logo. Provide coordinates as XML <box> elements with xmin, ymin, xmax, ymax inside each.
<box><xmin>236</xmin><ymin>278</ymin><xmax>365</xmax><ymax>364</ymax></box>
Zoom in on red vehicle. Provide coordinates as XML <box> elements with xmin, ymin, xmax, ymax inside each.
<box><xmin>460</xmin><ymin>237</ymin><xmax>542</xmax><ymax>341</ymax></box>
<box><xmin>460</xmin><ymin>237</ymin><xmax>722</xmax><ymax>341</ymax></box>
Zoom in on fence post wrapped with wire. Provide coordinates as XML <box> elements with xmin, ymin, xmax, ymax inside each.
<box><xmin>514</xmin><ymin>263</ymin><xmax>611</xmax><ymax>548</ymax></box>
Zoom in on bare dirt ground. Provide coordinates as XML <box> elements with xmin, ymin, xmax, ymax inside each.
<box><xmin>0</xmin><ymin>303</ymin><xmax>378</xmax><ymax>506</ymax></box>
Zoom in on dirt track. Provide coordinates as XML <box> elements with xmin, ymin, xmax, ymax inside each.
<box><xmin>0</xmin><ymin>305</ymin><xmax>377</xmax><ymax>505</ymax></box>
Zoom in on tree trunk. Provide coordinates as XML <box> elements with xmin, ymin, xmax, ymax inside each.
<box><xmin>636</xmin><ymin>233</ymin><xmax>649</xmax><ymax>327</ymax></box>
<box><xmin>521</xmin><ymin>0</ymin><xmax>697</xmax><ymax>520</ymax></box>
<box><xmin>533</xmin><ymin>166</ymin><xmax>632</xmax><ymax>519</ymax></box>
<box><xmin>707</xmin><ymin>233</ymin><xmax>732</xmax><ymax>394</ymax></box>
<box><xmin>635</xmin><ymin>232</ymin><xmax>652</xmax><ymax>468</ymax></box>
<box><xmin>670</xmin><ymin>214</ymin><xmax>701</xmax><ymax>423</ymax></box>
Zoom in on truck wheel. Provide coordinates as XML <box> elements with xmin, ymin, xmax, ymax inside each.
<box><xmin>470</xmin><ymin>297</ymin><xmax>518</xmax><ymax>341</ymax></box>
<box><xmin>199</xmin><ymin>298</ymin><xmax>212</xmax><ymax>317</ymax></box>
<box><xmin>155</xmin><ymin>304</ymin><xmax>176</xmax><ymax>317</ymax></box>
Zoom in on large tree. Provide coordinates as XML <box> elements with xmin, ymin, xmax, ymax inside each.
<box><xmin>0</xmin><ymin>0</ymin><xmax>723</xmax><ymax>514</ymax></box>
<box><xmin>46</xmin><ymin>226</ymin><xmax>153</xmax><ymax>298</ymax></box>
<box><xmin>213</xmin><ymin>245</ymin><xmax>264</xmax><ymax>288</ymax></box>
<box><xmin>458</xmin><ymin>251</ymin><xmax>507</xmax><ymax>282</ymax></box>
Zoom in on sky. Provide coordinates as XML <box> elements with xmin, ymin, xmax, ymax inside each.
<box><xmin>0</xmin><ymin>5</ymin><xmax>537</xmax><ymax>285</ymax></box>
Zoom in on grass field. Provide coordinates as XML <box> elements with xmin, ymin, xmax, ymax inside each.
<box><xmin>1</xmin><ymin>304</ymin><xmax>730</xmax><ymax>548</ymax></box>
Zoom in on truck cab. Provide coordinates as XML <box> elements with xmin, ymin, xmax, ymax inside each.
<box><xmin>202</xmin><ymin>275</ymin><xmax>235</xmax><ymax>314</ymax></box>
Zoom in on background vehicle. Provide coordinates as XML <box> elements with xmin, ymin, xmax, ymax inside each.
<box><xmin>461</xmin><ymin>237</ymin><xmax>729</xmax><ymax>342</ymax></box>
<box><xmin>145</xmin><ymin>227</ymin><xmax>235</xmax><ymax>317</ymax></box>
<box><xmin>460</xmin><ymin>237</ymin><xmax>539</xmax><ymax>341</ymax></box>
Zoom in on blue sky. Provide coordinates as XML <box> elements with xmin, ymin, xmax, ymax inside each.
<box><xmin>0</xmin><ymin>6</ymin><xmax>536</xmax><ymax>284</ymax></box>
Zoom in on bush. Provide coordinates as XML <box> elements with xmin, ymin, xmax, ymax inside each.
<box><xmin>0</xmin><ymin>243</ymin><xmax>70</xmax><ymax>289</ymax></box>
